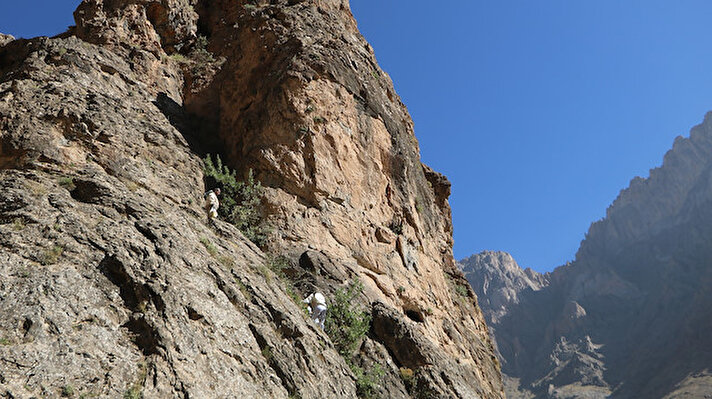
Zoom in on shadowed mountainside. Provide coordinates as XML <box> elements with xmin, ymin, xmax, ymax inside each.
<box><xmin>462</xmin><ymin>114</ymin><xmax>712</xmax><ymax>399</ymax></box>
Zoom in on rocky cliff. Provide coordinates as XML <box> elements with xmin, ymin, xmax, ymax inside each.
<box><xmin>0</xmin><ymin>1</ymin><xmax>503</xmax><ymax>398</ymax></box>
<box><xmin>459</xmin><ymin>251</ymin><xmax>547</xmax><ymax>325</ymax></box>
<box><xmin>464</xmin><ymin>114</ymin><xmax>712</xmax><ymax>398</ymax></box>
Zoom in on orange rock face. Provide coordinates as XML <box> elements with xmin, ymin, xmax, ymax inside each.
<box><xmin>181</xmin><ymin>1</ymin><xmax>503</xmax><ymax>397</ymax></box>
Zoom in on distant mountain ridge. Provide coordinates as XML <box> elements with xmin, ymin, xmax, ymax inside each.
<box><xmin>462</xmin><ymin>113</ymin><xmax>712</xmax><ymax>399</ymax></box>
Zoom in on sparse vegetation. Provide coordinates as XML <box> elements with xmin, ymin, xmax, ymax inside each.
<box><xmin>234</xmin><ymin>277</ymin><xmax>252</xmax><ymax>301</ymax></box>
<box><xmin>169</xmin><ymin>34</ymin><xmax>222</xmax><ymax>76</ymax></box>
<box><xmin>0</xmin><ymin>337</ymin><xmax>11</xmax><ymax>345</ymax></box>
<box><xmin>325</xmin><ymin>280</ymin><xmax>371</xmax><ymax>358</ymax></box>
<box><xmin>313</xmin><ymin>116</ymin><xmax>326</xmax><ymax>124</ymax></box>
<box><xmin>39</xmin><ymin>245</ymin><xmax>64</xmax><ymax>265</ymax></box>
<box><xmin>123</xmin><ymin>362</ymin><xmax>147</xmax><ymax>399</ymax></box>
<box><xmin>399</xmin><ymin>367</ymin><xmax>415</xmax><ymax>388</ymax></box>
<box><xmin>218</xmin><ymin>255</ymin><xmax>235</xmax><ymax>268</ymax></box>
<box><xmin>388</xmin><ymin>218</ymin><xmax>403</xmax><ymax>235</ymax></box>
<box><xmin>396</xmin><ymin>286</ymin><xmax>406</xmax><ymax>295</ymax></box>
<box><xmin>199</xmin><ymin>237</ymin><xmax>218</xmax><ymax>257</ymax></box>
<box><xmin>200</xmin><ymin>236</ymin><xmax>234</xmax><ymax>268</ymax></box>
<box><xmin>267</xmin><ymin>254</ymin><xmax>289</xmax><ymax>276</ymax></box>
<box><xmin>169</xmin><ymin>53</ymin><xmax>189</xmax><ymax>64</ymax></box>
<box><xmin>415</xmin><ymin>198</ymin><xmax>424</xmax><ymax>214</ymax></box>
<box><xmin>123</xmin><ymin>386</ymin><xmax>142</xmax><ymax>399</ymax></box>
<box><xmin>25</xmin><ymin>180</ymin><xmax>47</xmax><ymax>196</ymax></box>
<box><xmin>58</xmin><ymin>176</ymin><xmax>76</xmax><ymax>191</ymax></box>
<box><xmin>263</xmin><ymin>254</ymin><xmax>305</xmax><ymax>307</ymax></box>
<box><xmin>203</xmin><ymin>154</ymin><xmax>269</xmax><ymax>246</ymax></box>
<box><xmin>352</xmin><ymin>363</ymin><xmax>384</xmax><ymax>399</ymax></box>
<box><xmin>454</xmin><ymin>282</ymin><xmax>469</xmax><ymax>298</ymax></box>
<box><xmin>61</xmin><ymin>385</ymin><xmax>75</xmax><ymax>397</ymax></box>
<box><xmin>191</xmin><ymin>35</ymin><xmax>215</xmax><ymax>65</ymax></box>
<box><xmin>399</xmin><ymin>367</ymin><xmax>434</xmax><ymax>399</ymax></box>
<box><xmin>324</xmin><ymin>280</ymin><xmax>383</xmax><ymax>397</ymax></box>
<box><xmin>12</xmin><ymin>218</ymin><xmax>25</xmax><ymax>231</ymax></box>
<box><xmin>445</xmin><ymin>273</ymin><xmax>470</xmax><ymax>298</ymax></box>
<box><xmin>261</xmin><ymin>346</ymin><xmax>274</xmax><ymax>363</ymax></box>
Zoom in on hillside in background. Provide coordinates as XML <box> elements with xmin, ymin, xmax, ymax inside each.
<box><xmin>462</xmin><ymin>114</ymin><xmax>712</xmax><ymax>398</ymax></box>
<box><xmin>0</xmin><ymin>1</ymin><xmax>503</xmax><ymax>398</ymax></box>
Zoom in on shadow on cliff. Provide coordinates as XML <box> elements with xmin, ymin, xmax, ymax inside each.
<box><xmin>153</xmin><ymin>92</ymin><xmax>222</xmax><ymax>157</ymax></box>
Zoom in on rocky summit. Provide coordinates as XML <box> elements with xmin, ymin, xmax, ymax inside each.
<box><xmin>462</xmin><ymin>114</ymin><xmax>712</xmax><ymax>398</ymax></box>
<box><xmin>0</xmin><ymin>1</ymin><xmax>503</xmax><ymax>398</ymax></box>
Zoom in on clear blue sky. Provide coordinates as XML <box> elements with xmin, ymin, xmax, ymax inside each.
<box><xmin>3</xmin><ymin>2</ymin><xmax>712</xmax><ymax>272</ymax></box>
<box><xmin>350</xmin><ymin>1</ymin><xmax>712</xmax><ymax>272</ymax></box>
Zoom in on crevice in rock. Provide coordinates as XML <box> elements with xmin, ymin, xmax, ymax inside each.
<box><xmin>99</xmin><ymin>255</ymin><xmax>149</xmax><ymax>310</ymax></box>
<box><xmin>134</xmin><ymin>221</ymin><xmax>158</xmax><ymax>242</ymax></box>
<box><xmin>186</xmin><ymin>306</ymin><xmax>204</xmax><ymax>321</ymax></box>
<box><xmin>99</xmin><ymin>255</ymin><xmax>163</xmax><ymax>355</ymax></box>
<box><xmin>209</xmin><ymin>266</ymin><xmax>244</xmax><ymax>308</ymax></box>
<box><xmin>248</xmin><ymin>323</ymin><xmax>300</xmax><ymax>398</ymax></box>
<box><xmin>69</xmin><ymin>178</ymin><xmax>111</xmax><ymax>204</ymax></box>
<box><xmin>404</xmin><ymin>308</ymin><xmax>424</xmax><ymax>324</ymax></box>
<box><xmin>122</xmin><ymin>315</ymin><xmax>161</xmax><ymax>356</ymax></box>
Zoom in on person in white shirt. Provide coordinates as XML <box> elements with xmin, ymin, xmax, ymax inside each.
<box><xmin>302</xmin><ymin>292</ymin><xmax>327</xmax><ymax>330</ymax></box>
<box><xmin>204</xmin><ymin>188</ymin><xmax>221</xmax><ymax>219</ymax></box>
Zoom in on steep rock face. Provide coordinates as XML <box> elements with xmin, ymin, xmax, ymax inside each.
<box><xmin>465</xmin><ymin>114</ymin><xmax>712</xmax><ymax>398</ymax></box>
<box><xmin>0</xmin><ymin>1</ymin><xmax>503</xmax><ymax>398</ymax></box>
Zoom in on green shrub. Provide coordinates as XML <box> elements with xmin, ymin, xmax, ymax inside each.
<box><xmin>267</xmin><ymin>254</ymin><xmax>289</xmax><ymax>277</ymax></box>
<box><xmin>199</xmin><ymin>237</ymin><xmax>218</xmax><ymax>257</ymax></box>
<box><xmin>12</xmin><ymin>218</ymin><xmax>25</xmax><ymax>231</ymax></box>
<box><xmin>445</xmin><ymin>273</ymin><xmax>470</xmax><ymax>298</ymax></box>
<box><xmin>169</xmin><ymin>53</ymin><xmax>189</xmax><ymax>64</ymax></box>
<box><xmin>39</xmin><ymin>245</ymin><xmax>64</xmax><ymax>265</ymax></box>
<box><xmin>352</xmin><ymin>363</ymin><xmax>383</xmax><ymax>399</ymax></box>
<box><xmin>61</xmin><ymin>385</ymin><xmax>75</xmax><ymax>397</ymax></box>
<box><xmin>123</xmin><ymin>386</ymin><xmax>142</xmax><ymax>399</ymax></box>
<box><xmin>191</xmin><ymin>35</ymin><xmax>215</xmax><ymax>65</ymax></box>
<box><xmin>454</xmin><ymin>283</ymin><xmax>469</xmax><ymax>298</ymax></box>
<box><xmin>325</xmin><ymin>280</ymin><xmax>371</xmax><ymax>359</ymax></box>
<box><xmin>203</xmin><ymin>154</ymin><xmax>269</xmax><ymax>246</ymax></box>
<box><xmin>58</xmin><ymin>177</ymin><xmax>75</xmax><ymax>191</ymax></box>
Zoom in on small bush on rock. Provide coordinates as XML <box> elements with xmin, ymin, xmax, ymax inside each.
<box><xmin>325</xmin><ymin>280</ymin><xmax>383</xmax><ymax>397</ymax></box>
<box><xmin>203</xmin><ymin>154</ymin><xmax>269</xmax><ymax>246</ymax></box>
<box><xmin>325</xmin><ymin>280</ymin><xmax>371</xmax><ymax>359</ymax></box>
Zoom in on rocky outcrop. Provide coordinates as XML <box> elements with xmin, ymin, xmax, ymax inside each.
<box><xmin>0</xmin><ymin>1</ymin><xmax>503</xmax><ymax>398</ymax></box>
<box><xmin>465</xmin><ymin>114</ymin><xmax>712</xmax><ymax>398</ymax></box>
<box><xmin>0</xmin><ymin>34</ymin><xmax>13</xmax><ymax>47</ymax></box>
<box><xmin>459</xmin><ymin>251</ymin><xmax>547</xmax><ymax>323</ymax></box>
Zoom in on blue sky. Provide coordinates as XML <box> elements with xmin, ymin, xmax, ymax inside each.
<box><xmin>350</xmin><ymin>1</ymin><xmax>712</xmax><ymax>271</ymax></box>
<box><xmin>3</xmin><ymin>2</ymin><xmax>712</xmax><ymax>272</ymax></box>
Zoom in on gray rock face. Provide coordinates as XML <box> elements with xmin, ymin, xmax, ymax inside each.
<box><xmin>464</xmin><ymin>113</ymin><xmax>712</xmax><ymax>398</ymax></box>
<box><xmin>0</xmin><ymin>35</ymin><xmax>353</xmax><ymax>399</ymax></box>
